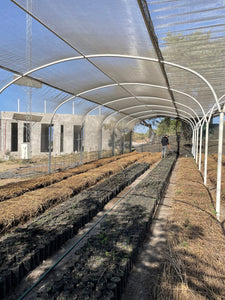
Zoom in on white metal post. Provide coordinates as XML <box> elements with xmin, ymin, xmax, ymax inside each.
<box><xmin>195</xmin><ymin>127</ymin><xmax>199</xmax><ymax>163</ymax></box>
<box><xmin>122</xmin><ymin>130</ymin><xmax>125</xmax><ymax>154</ymax></box>
<box><xmin>112</xmin><ymin>129</ymin><xmax>115</xmax><ymax>156</ymax></box>
<box><xmin>80</xmin><ymin>125</ymin><xmax>84</xmax><ymax>165</ymax></box>
<box><xmin>192</xmin><ymin>129</ymin><xmax>194</xmax><ymax>156</ymax></box>
<box><xmin>216</xmin><ymin>108</ymin><xmax>224</xmax><ymax>220</ymax></box>
<box><xmin>198</xmin><ymin>124</ymin><xmax>203</xmax><ymax>170</ymax></box>
<box><xmin>193</xmin><ymin>129</ymin><xmax>196</xmax><ymax>158</ymax></box>
<box><xmin>99</xmin><ymin>125</ymin><xmax>103</xmax><ymax>158</ymax></box>
<box><xmin>204</xmin><ymin>119</ymin><xmax>209</xmax><ymax>185</ymax></box>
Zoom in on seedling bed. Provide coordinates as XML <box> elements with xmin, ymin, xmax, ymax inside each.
<box><xmin>33</xmin><ymin>156</ymin><xmax>176</xmax><ymax>299</ymax></box>
<box><xmin>0</xmin><ymin>163</ymin><xmax>150</xmax><ymax>298</ymax></box>
<box><xmin>0</xmin><ymin>152</ymin><xmax>155</xmax><ymax>234</ymax></box>
<box><xmin>0</xmin><ymin>152</ymin><xmax>137</xmax><ymax>202</ymax></box>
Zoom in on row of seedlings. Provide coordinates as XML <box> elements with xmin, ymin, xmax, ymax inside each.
<box><xmin>0</xmin><ymin>163</ymin><xmax>150</xmax><ymax>299</ymax></box>
<box><xmin>33</xmin><ymin>156</ymin><xmax>176</xmax><ymax>299</ymax></box>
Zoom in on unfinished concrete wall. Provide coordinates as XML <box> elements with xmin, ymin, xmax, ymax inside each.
<box><xmin>0</xmin><ymin>112</ymin><xmax>113</xmax><ymax>159</ymax></box>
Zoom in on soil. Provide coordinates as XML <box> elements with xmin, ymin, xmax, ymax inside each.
<box><xmin>2</xmin><ymin>154</ymin><xmax>225</xmax><ymax>299</ymax></box>
<box><xmin>121</xmin><ymin>156</ymin><xmax>177</xmax><ymax>300</ymax></box>
<box><xmin>2</xmin><ymin>155</ymin><xmax>174</xmax><ymax>300</ymax></box>
<box><xmin>122</xmin><ymin>157</ymin><xmax>225</xmax><ymax>300</ymax></box>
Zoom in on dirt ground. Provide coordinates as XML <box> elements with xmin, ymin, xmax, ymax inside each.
<box><xmin>122</xmin><ymin>157</ymin><xmax>225</xmax><ymax>300</ymax></box>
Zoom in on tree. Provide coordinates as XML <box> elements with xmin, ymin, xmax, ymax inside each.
<box><xmin>155</xmin><ymin>117</ymin><xmax>181</xmax><ymax>136</ymax></box>
<box><xmin>140</xmin><ymin>118</ymin><xmax>159</xmax><ymax>142</ymax></box>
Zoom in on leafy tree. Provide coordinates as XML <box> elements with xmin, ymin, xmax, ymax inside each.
<box><xmin>155</xmin><ymin>117</ymin><xmax>181</xmax><ymax>136</ymax></box>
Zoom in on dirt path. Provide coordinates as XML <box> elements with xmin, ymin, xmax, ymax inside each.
<box><xmin>121</xmin><ymin>158</ymin><xmax>178</xmax><ymax>299</ymax></box>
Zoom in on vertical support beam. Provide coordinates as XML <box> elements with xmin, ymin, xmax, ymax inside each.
<box><xmin>216</xmin><ymin>108</ymin><xmax>224</xmax><ymax>220</ymax></box>
<box><xmin>99</xmin><ymin>125</ymin><xmax>103</xmax><ymax>159</ymax></box>
<box><xmin>198</xmin><ymin>124</ymin><xmax>203</xmax><ymax>170</ymax></box>
<box><xmin>112</xmin><ymin>129</ymin><xmax>115</xmax><ymax>156</ymax></box>
<box><xmin>129</xmin><ymin>130</ymin><xmax>132</xmax><ymax>152</ymax></box>
<box><xmin>195</xmin><ymin>127</ymin><xmax>199</xmax><ymax>163</ymax></box>
<box><xmin>81</xmin><ymin>125</ymin><xmax>84</xmax><ymax>165</ymax></box>
<box><xmin>122</xmin><ymin>130</ymin><xmax>125</xmax><ymax>154</ymax></box>
<box><xmin>204</xmin><ymin>119</ymin><xmax>209</xmax><ymax>185</ymax></box>
<box><xmin>192</xmin><ymin>128</ymin><xmax>196</xmax><ymax>158</ymax></box>
<box><xmin>48</xmin><ymin>123</ymin><xmax>52</xmax><ymax>174</ymax></box>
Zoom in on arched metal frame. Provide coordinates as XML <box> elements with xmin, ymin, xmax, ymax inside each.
<box><xmin>115</xmin><ymin>110</ymin><xmax>196</xmax><ymax>131</ymax></box>
<box><xmin>1</xmin><ymin>51</ymin><xmax>224</xmax><ymax>218</ymax></box>
<box><xmin>100</xmin><ymin>106</ymin><xmax>196</xmax><ymax>157</ymax></box>
<box><xmin>80</xmin><ymin>82</ymin><xmax>206</xmax><ymax>121</ymax></box>
<box><xmin>0</xmin><ymin>54</ymin><xmax>219</xmax><ymax>112</ymax></box>
<box><xmin>101</xmin><ymin>101</ymin><xmax>199</xmax><ymax>127</ymax></box>
<box><xmin>110</xmin><ymin>111</ymin><xmax>194</xmax><ymax>156</ymax></box>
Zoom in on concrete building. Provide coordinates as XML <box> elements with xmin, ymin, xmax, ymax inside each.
<box><xmin>0</xmin><ymin>111</ymin><xmax>116</xmax><ymax>159</ymax></box>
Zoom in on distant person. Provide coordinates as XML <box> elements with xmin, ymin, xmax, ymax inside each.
<box><xmin>161</xmin><ymin>135</ymin><xmax>169</xmax><ymax>158</ymax></box>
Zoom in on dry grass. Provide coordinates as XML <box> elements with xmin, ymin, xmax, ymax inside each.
<box><xmin>0</xmin><ymin>152</ymin><xmax>160</xmax><ymax>234</ymax></box>
<box><xmin>158</xmin><ymin>157</ymin><xmax>225</xmax><ymax>300</ymax></box>
<box><xmin>135</xmin><ymin>151</ymin><xmax>161</xmax><ymax>164</ymax></box>
<box><xmin>202</xmin><ymin>153</ymin><xmax>225</xmax><ymax>203</ymax></box>
<box><xmin>0</xmin><ymin>151</ymin><xmax>137</xmax><ymax>202</ymax></box>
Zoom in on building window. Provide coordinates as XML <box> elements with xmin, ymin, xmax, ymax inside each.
<box><xmin>11</xmin><ymin>123</ymin><xmax>18</xmax><ymax>152</ymax></box>
<box><xmin>41</xmin><ymin>124</ymin><xmax>53</xmax><ymax>152</ymax></box>
<box><xmin>73</xmin><ymin>125</ymin><xmax>81</xmax><ymax>152</ymax></box>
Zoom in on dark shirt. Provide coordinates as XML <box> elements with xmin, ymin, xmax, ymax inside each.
<box><xmin>161</xmin><ymin>136</ymin><xmax>169</xmax><ymax>146</ymax></box>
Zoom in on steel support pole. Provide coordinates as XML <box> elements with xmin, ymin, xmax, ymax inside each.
<box><xmin>216</xmin><ymin>109</ymin><xmax>224</xmax><ymax>220</ymax></box>
<box><xmin>48</xmin><ymin>123</ymin><xmax>52</xmax><ymax>174</ymax></box>
<box><xmin>80</xmin><ymin>125</ymin><xmax>84</xmax><ymax>165</ymax></box>
<box><xmin>192</xmin><ymin>129</ymin><xmax>196</xmax><ymax>158</ymax></box>
<box><xmin>122</xmin><ymin>131</ymin><xmax>125</xmax><ymax>154</ymax></box>
<box><xmin>194</xmin><ymin>129</ymin><xmax>197</xmax><ymax>159</ymax></box>
<box><xmin>195</xmin><ymin>127</ymin><xmax>199</xmax><ymax>163</ymax></box>
<box><xmin>198</xmin><ymin>124</ymin><xmax>203</xmax><ymax>170</ymax></box>
<box><xmin>191</xmin><ymin>129</ymin><xmax>195</xmax><ymax>156</ymax></box>
<box><xmin>129</xmin><ymin>130</ymin><xmax>132</xmax><ymax>152</ymax></box>
<box><xmin>112</xmin><ymin>129</ymin><xmax>115</xmax><ymax>156</ymax></box>
<box><xmin>99</xmin><ymin>125</ymin><xmax>103</xmax><ymax>159</ymax></box>
<box><xmin>204</xmin><ymin>120</ymin><xmax>209</xmax><ymax>185</ymax></box>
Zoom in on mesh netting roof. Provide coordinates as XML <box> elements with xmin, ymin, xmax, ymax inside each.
<box><xmin>1</xmin><ymin>0</ymin><xmax>224</xmax><ymax>129</ymax></box>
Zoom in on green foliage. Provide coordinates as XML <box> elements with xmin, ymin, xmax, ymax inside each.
<box><xmin>155</xmin><ymin>117</ymin><xmax>181</xmax><ymax>136</ymax></box>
